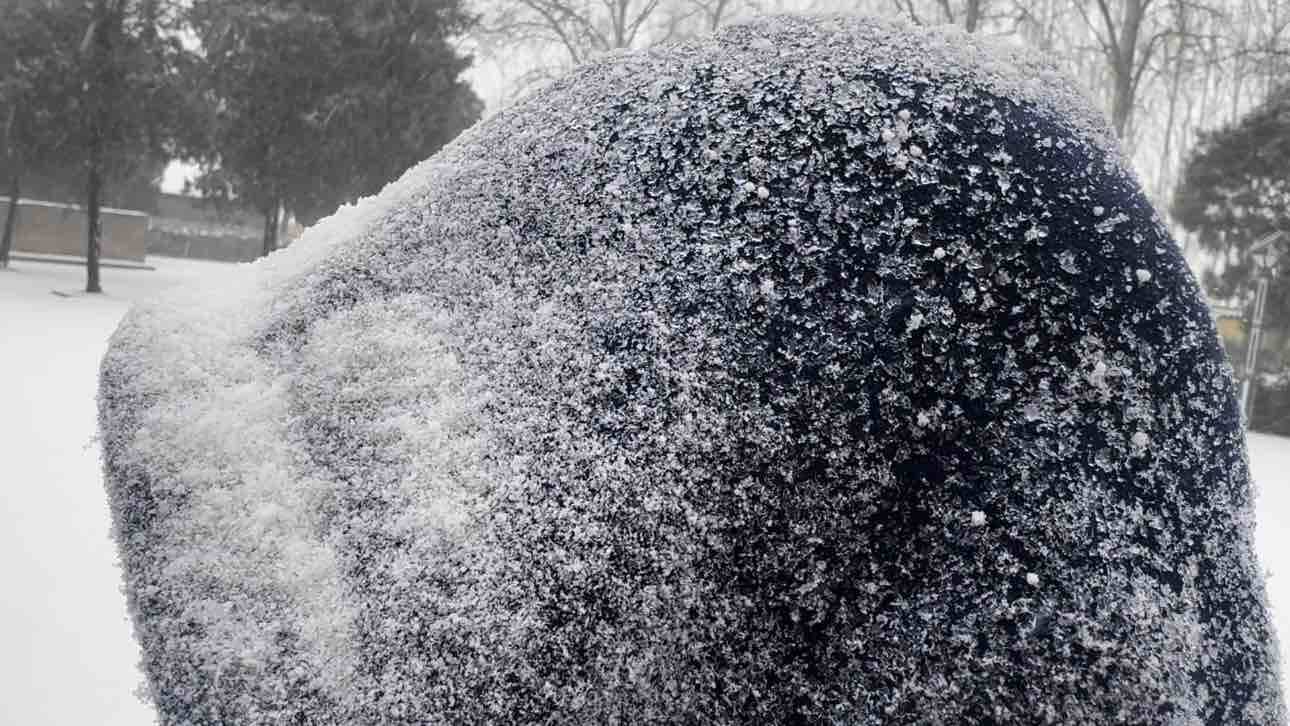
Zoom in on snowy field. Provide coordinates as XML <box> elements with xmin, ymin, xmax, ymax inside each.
<box><xmin>0</xmin><ymin>256</ymin><xmax>1287</xmax><ymax>723</ymax></box>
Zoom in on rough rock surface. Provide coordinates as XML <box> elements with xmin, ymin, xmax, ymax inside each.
<box><xmin>99</xmin><ymin>14</ymin><xmax>1285</xmax><ymax>724</ymax></box>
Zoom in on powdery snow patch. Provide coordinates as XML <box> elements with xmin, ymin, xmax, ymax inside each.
<box><xmin>0</xmin><ymin>256</ymin><xmax>236</xmax><ymax>726</ymax></box>
<box><xmin>1249</xmin><ymin>432</ymin><xmax>1290</xmax><ymax>700</ymax></box>
<box><xmin>98</xmin><ymin>14</ymin><xmax>1284</xmax><ymax>724</ymax></box>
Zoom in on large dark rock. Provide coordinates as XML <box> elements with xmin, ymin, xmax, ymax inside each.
<box><xmin>99</xmin><ymin>14</ymin><xmax>1285</xmax><ymax>724</ymax></box>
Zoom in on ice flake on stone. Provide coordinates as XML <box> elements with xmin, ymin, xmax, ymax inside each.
<box><xmin>907</xmin><ymin>311</ymin><xmax>925</xmax><ymax>331</ymax></box>
<box><xmin>1089</xmin><ymin>359</ymin><xmax>1109</xmax><ymax>388</ymax></box>
<box><xmin>1096</xmin><ymin>211</ymin><xmax>1130</xmax><ymax>234</ymax></box>
<box><xmin>1058</xmin><ymin>250</ymin><xmax>1080</xmax><ymax>274</ymax></box>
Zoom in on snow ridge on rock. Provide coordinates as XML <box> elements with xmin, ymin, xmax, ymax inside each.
<box><xmin>99</xmin><ymin>14</ymin><xmax>1284</xmax><ymax>724</ymax></box>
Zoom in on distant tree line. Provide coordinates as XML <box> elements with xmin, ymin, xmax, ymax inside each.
<box><xmin>0</xmin><ymin>0</ymin><xmax>1285</xmax><ymax>408</ymax></box>
<box><xmin>471</xmin><ymin>0</ymin><xmax>1287</xmax><ymax>234</ymax></box>
<box><xmin>0</xmin><ymin>0</ymin><xmax>481</xmax><ymax>291</ymax></box>
<box><xmin>474</xmin><ymin>0</ymin><xmax>1288</xmax><ymax>148</ymax></box>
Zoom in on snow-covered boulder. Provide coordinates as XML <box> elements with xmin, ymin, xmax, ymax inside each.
<box><xmin>99</xmin><ymin>14</ymin><xmax>1285</xmax><ymax>724</ymax></box>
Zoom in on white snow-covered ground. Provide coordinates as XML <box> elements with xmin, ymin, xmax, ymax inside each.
<box><xmin>0</xmin><ymin>257</ymin><xmax>233</xmax><ymax>726</ymax></box>
<box><xmin>0</xmin><ymin>256</ymin><xmax>1288</xmax><ymax>724</ymax></box>
<box><xmin>1251</xmin><ymin>430</ymin><xmax>1290</xmax><ymax>692</ymax></box>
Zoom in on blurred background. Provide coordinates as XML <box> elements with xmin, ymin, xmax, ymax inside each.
<box><xmin>0</xmin><ymin>0</ymin><xmax>1286</xmax><ymax>430</ymax></box>
<box><xmin>0</xmin><ymin>2</ymin><xmax>1287</xmax><ymax>724</ymax></box>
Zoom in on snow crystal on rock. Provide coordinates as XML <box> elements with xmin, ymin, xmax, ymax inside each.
<box><xmin>98</xmin><ymin>13</ymin><xmax>1283</xmax><ymax>725</ymax></box>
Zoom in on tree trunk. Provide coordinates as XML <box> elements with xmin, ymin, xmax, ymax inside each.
<box><xmin>1156</xmin><ymin>44</ymin><xmax>1184</xmax><ymax>203</ymax></box>
<box><xmin>0</xmin><ymin>173</ymin><xmax>19</xmax><ymax>269</ymax></box>
<box><xmin>261</xmin><ymin>199</ymin><xmax>280</xmax><ymax>257</ymax></box>
<box><xmin>87</xmin><ymin>158</ymin><xmax>103</xmax><ymax>293</ymax></box>
<box><xmin>1109</xmin><ymin>69</ymin><xmax>1134</xmax><ymax>139</ymax></box>
<box><xmin>84</xmin><ymin>0</ymin><xmax>115</xmax><ymax>294</ymax></box>
<box><xmin>964</xmin><ymin>0</ymin><xmax>983</xmax><ymax>33</ymax></box>
<box><xmin>1094</xmin><ymin>0</ymin><xmax>1147</xmax><ymax>140</ymax></box>
<box><xmin>272</xmin><ymin>203</ymin><xmax>281</xmax><ymax>251</ymax></box>
<box><xmin>1</xmin><ymin>101</ymin><xmax>17</xmax><ymax>269</ymax></box>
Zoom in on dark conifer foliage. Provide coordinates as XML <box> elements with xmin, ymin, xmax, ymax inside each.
<box><xmin>184</xmin><ymin>0</ymin><xmax>482</xmax><ymax>255</ymax></box>
<box><xmin>1174</xmin><ymin>86</ymin><xmax>1290</xmax><ymax>318</ymax></box>
<box><xmin>0</xmin><ymin>0</ymin><xmax>186</xmax><ymax>289</ymax></box>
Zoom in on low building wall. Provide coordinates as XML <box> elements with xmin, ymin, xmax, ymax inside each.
<box><xmin>0</xmin><ymin>198</ymin><xmax>149</xmax><ymax>262</ymax></box>
<box><xmin>147</xmin><ymin>225</ymin><xmax>263</xmax><ymax>263</ymax></box>
<box><xmin>146</xmin><ymin>193</ymin><xmax>281</xmax><ymax>262</ymax></box>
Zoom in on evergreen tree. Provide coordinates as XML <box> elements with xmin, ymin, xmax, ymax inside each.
<box><xmin>1173</xmin><ymin>85</ymin><xmax>1290</xmax><ymax>320</ymax></box>
<box><xmin>186</xmin><ymin>0</ymin><xmax>482</xmax><ymax>256</ymax></box>
<box><xmin>2</xmin><ymin>0</ymin><xmax>188</xmax><ymax>290</ymax></box>
<box><xmin>77</xmin><ymin>0</ymin><xmax>188</xmax><ymax>292</ymax></box>
<box><xmin>0</xmin><ymin>1</ymin><xmax>79</xmax><ymax>268</ymax></box>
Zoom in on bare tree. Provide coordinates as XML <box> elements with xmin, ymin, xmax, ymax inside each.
<box><xmin>480</xmin><ymin>0</ymin><xmax>668</xmax><ymax>67</ymax></box>
<box><xmin>688</xmin><ymin>0</ymin><xmax>741</xmax><ymax>31</ymax></box>
<box><xmin>885</xmin><ymin>0</ymin><xmax>991</xmax><ymax>30</ymax></box>
<box><xmin>1075</xmin><ymin>0</ymin><xmax>1179</xmax><ymax>139</ymax></box>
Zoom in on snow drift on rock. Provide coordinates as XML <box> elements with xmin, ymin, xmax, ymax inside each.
<box><xmin>99</xmin><ymin>14</ymin><xmax>1285</xmax><ymax>724</ymax></box>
